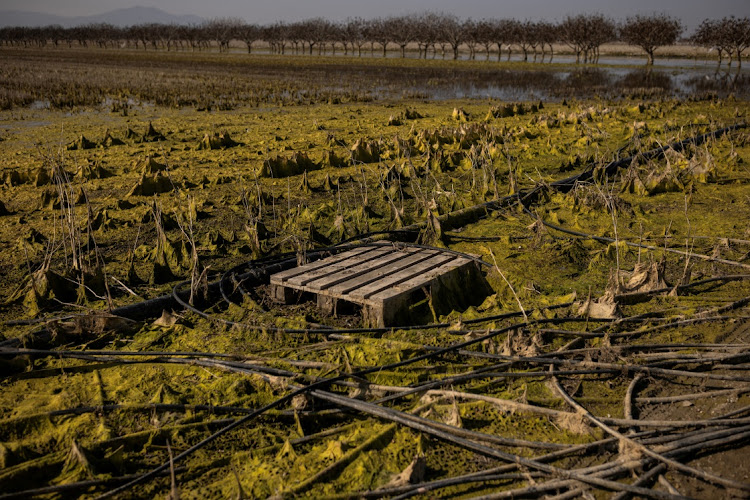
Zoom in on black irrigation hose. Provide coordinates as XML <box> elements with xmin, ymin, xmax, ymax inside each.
<box><xmin>370</xmin><ymin>409</ymin><xmax>750</xmax><ymax>500</ymax></box>
<box><xmin>369</xmin><ymin>423</ymin><xmax>703</xmax><ymax>500</ymax></box>
<box><xmin>532</xmin><ymin>212</ymin><xmax>750</xmax><ymax>271</ymax></box>
<box><xmin>86</xmin><ymin>122</ymin><xmax>748</xmax><ymax>329</ymax></box>
<box><xmin>96</xmin><ymin>318</ymin><xmax>542</xmax><ymax>498</ymax></box>
<box><xmin>12</xmin><ymin>122</ymin><xmax>748</xmax><ymax>498</ymax></box>
<box><xmin>462</xmin><ymin>423</ymin><xmax>750</xmax><ymax>500</ymax></box>
<box><xmin>183</xmin><ymin>122</ymin><xmax>747</xmax><ymax>332</ymax></box>
<box><xmin>4</xmin><ymin>121</ymin><xmax>744</xmax><ymax>336</ymax></box>
<box><xmin>175</xmin><ymin>241</ymin><xmax>503</xmax><ymax>334</ymax></box>
<box><xmin>8</xmin><ymin>121</ymin><xmax>740</xmax><ymax>335</ymax></box>
<box><xmin>310</xmin><ymin>390</ymin><xmax>688</xmax><ymax>500</ymax></box>
<box><xmin>0</xmin><ymin>469</ymin><xmax>187</xmax><ymax>500</ymax></box>
<box><xmin>96</xmin><ymin>318</ymin><xmax>750</xmax><ymax>497</ymax></box>
<box><xmin>1</xmin><ymin>241</ymin><xmax>493</xmax><ymax>348</ymax></box>
<box><xmin>549</xmin><ymin>122</ymin><xmax>748</xmax><ymax>193</ymax></box>
<box><xmin>13</xmin><ymin>328</ymin><xmax>746</xmax><ymax>498</ymax></box>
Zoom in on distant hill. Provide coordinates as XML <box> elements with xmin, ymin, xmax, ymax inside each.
<box><xmin>0</xmin><ymin>6</ymin><xmax>205</xmax><ymax>28</ymax></box>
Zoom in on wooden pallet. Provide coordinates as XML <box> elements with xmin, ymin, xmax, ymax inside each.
<box><xmin>269</xmin><ymin>242</ymin><xmax>485</xmax><ymax>327</ymax></box>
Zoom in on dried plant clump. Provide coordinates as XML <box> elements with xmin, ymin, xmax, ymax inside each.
<box><xmin>261</xmin><ymin>152</ymin><xmax>319</xmax><ymax>178</ymax></box>
<box><xmin>197</xmin><ymin>131</ymin><xmax>240</xmax><ymax>150</ymax></box>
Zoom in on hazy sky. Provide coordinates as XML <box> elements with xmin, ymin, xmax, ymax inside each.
<box><xmin>3</xmin><ymin>0</ymin><xmax>748</xmax><ymax>30</ymax></box>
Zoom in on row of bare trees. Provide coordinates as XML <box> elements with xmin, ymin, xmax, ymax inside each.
<box><xmin>1</xmin><ymin>13</ymin><xmax>748</xmax><ymax>66</ymax></box>
<box><xmin>692</xmin><ymin>17</ymin><xmax>750</xmax><ymax>68</ymax></box>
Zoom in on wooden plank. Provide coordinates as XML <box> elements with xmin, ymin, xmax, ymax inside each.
<box><xmin>271</xmin><ymin>284</ymin><xmax>298</xmax><ymax>304</ymax></box>
<box><xmin>317</xmin><ymin>294</ymin><xmax>337</xmax><ymax>316</ymax></box>
<box><xmin>278</xmin><ymin>247</ymin><xmax>393</xmax><ymax>287</ymax></box>
<box><xmin>287</xmin><ymin>246</ymin><xmax>398</xmax><ymax>288</ymax></box>
<box><xmin>368</xmin><ymin>257</ymin><xmax>473</xmax><ymax>303</ymax></box>
<box><xmin>346</xmin><ymin>253</ymin><xmax>458</xmax><ymax>301</ymax></box>
<box><xmin>302</xmin><ymin>247</ymin><xmax>423</xmax><ymax>290</ymax></box>
<box><xmin>378</xmin><ymin>258</ymin><xmax>474</xmax><ymax>327</ymax></box>
<box><xmin>270</xmin><ymin>244</ymin><xmax>387</xmax><ymax>283</ymax></box>
<box><xmin>325</xmin><ymin>249</ymin><xmax>441</xmax><ymax>297</ymax></box>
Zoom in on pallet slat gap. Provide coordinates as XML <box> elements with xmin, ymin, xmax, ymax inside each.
<box><xmin>327</xmin><ymin>250</ymin><xmax>441</xmax><ymax>297</ymax></box>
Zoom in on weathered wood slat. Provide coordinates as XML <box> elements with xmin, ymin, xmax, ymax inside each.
<box><xmin>347</xmin><ymin>253</ymin><xmax>458</xmax><ymax>301</ymax></box>
<box><xmin>370</xmin><ymin>256</ymin><xmax>472</xmax><ymax>303</ymax></box>
<box><xmin>284</xmin><ymin>247</ymin><xmax>394</xmax><ymax>287</ymax></box>
<box><xmin>302</xmin><ymin>247</ymin><xmax>422</xmax><ymax>290</ymax></box>
<box><xmin>326</xmin><ymin>249</ymin><xmax>441</xmax><ymax>298</ymax></box>
<box><xmin>271</xmin><ymin>245</ymin><xmax>386</xmax><ymax>283</ymax></box>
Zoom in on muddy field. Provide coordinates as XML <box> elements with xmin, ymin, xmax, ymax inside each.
<box><xmin>1</xmin><ymin>48</ymin><xmax>750</xmax><ymax>499</ymax></box>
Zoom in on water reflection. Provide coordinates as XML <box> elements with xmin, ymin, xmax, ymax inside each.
<box><xmin>686</xmin><ymin>70</ymin><xmax>749</xmax><ymax>95</ymax></box>
<box><xmin>555</xmin><ymin>69</ymin><xmax>612</xmax><ymax>96</ymax></box>
<box><xmin>617</xmin><ymin>69</ymin><xmax>673</xmax><ymax>92</ymax></box>
<box><xmin>232</xmin><ymin>46</ymin><xmax>750</xmax><ymax>101</ymax></box>
<box><xmin>381</xmin><ymin>66</ymin><xmax>749</xmax><ymax>101</ymax></box>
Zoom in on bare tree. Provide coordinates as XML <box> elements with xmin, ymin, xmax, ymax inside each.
<box><xmin>343</xmin><ymin>18</ymin><xmax>367</xmax><ymax>57</ymax></box>
<box><xmin>518</xmin><ymin>20</ymin><xmax>537</xmax><ymax>62</ymax></box>
<box><xmin>721</xmin><ymin>17</ymin><xmax>750</xmax><ymax>68</ymax></box>
<box><xmin>239</xmin><ymin>23</ymin><xmax>261</xmax><ymax>53</ymax></box>
<box><xmin>693</xmin><ymin>17</ymin><xmax>750</xmax><ymax>68</ymax></box>
<box><xmin>535</xmin><ymin>21</ymin><xmax>559</xmax><ymax>62</ymax></box>
<box><xmin>437</xmin><ymin>14</ymin><xmax>464</xmax><ymax>60</ymax></box>
<box><xmin>413</xmin><ymin>12</ymin><xmax>440</xmax><ymax>58</ymax></box>
<box><xmin>462</xmin><ymin>19</ymin><xmax>481</xmax><ymax>60</ymax></box>
<box><xmin>45</xmin><ymin>25</ymin><xmax>65</xmax><ymax>47</ymax></box>
<box><xmin>386</xmin><ymin>16</ymin><xmax>415</xmax><ymax>58</ymax></box>
<box><xmin>692</xmin><ymin>19</ymin><xmax>730</xmax><ymax>66</ymax></box>
<box><xmin>158</xmin><ymin>24</ymin><xmax>180</xmax><ymax>51</ymax></box>
<box><xmin>473</xmin><ymin>19</ymin><xmax>495</xmax><ymax>60</ymax></box>
<box><xmin>365</xmin><ymin>18</ymin><xmax>391</xmax><ymax>57</ymax></box>
<box><xmin>560</xmin><ymin>14</ymin><xmax>616</xmax><ymax>64</ymax></box>
<box><xmin>620</xmin><ymin>14</ymin><xmax>682</xmax><ymax>65</ymax></box>
<box><xmin>491</xmin><ymin>19</ymin><xmax>521</xmax><ymax>61</ymax></box>
<box><xmin>323</xmin><ymin>21</ymin><xmax>344</xmax><ymax>55</ymax></box>
<box><xmin>265</xmin><ymin>22</ymin><xmax>291</xmax><ymax>54</ymax></box>
<box><xmin>294</xmin><ymin>18</ymin><xmax>327</xmax><ymax>55</ymax></box>
<box><xmin>204</xmin><ymin>18</ymin><xmax>242</xmax><ymax>52</ymax></box>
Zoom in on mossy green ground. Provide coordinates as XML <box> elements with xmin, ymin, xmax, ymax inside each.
<box><xmin>1</xmin><ymin>91</ymin><xmax>749</xmax><ymax>498</ymax></box>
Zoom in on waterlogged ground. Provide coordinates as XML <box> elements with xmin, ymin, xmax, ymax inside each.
<box><xmin>2</xmin><ymin>47</ymin><xmax>749</xmax><ymax>111</ymax></box>
<box><xmin>1</xmin><ymin>81</ymin><xmax>750</xmax><ymax>498</ymax></box>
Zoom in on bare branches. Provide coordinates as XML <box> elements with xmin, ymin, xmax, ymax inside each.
<box><xmin>0</xmin><ymin>12</ymin><xmax>738</xmax><ymax>66</ymax></box>
<box><xmin>620</xmin><ymin>14</ymin><xmax>683</xmax><ymax>65</ymax></box>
